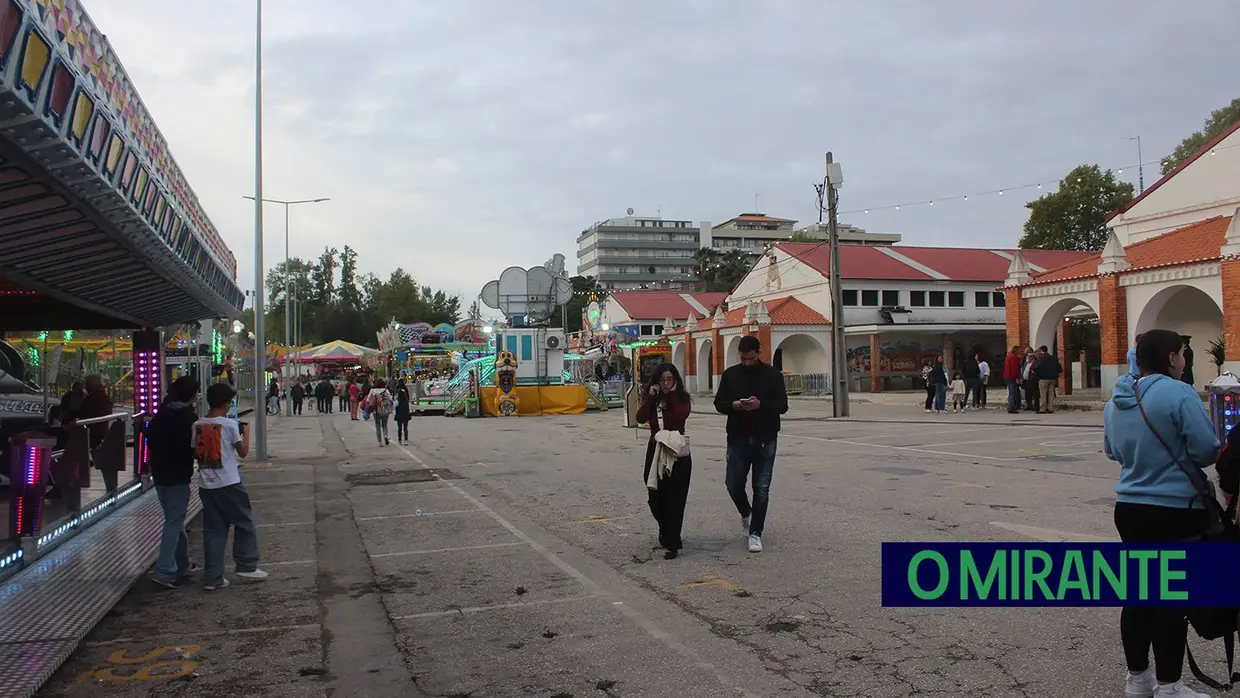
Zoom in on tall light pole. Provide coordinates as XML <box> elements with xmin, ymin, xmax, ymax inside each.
<box><xmin>817</xmin><ymin>152</ymin><xmax>848</xmax><ymax>417</ymax></box>
<box><xmin>243</xmin><ymin>196</ymin><xmax>330</xmax><ymax>414</ymax></box>
<box><xmin>252</xmin><ymin>0</ymin><xmax>266</xmax><ymax>460</ymax></box>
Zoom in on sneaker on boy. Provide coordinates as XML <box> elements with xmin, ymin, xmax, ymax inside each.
<box><xmin>148</xmin><ymin>375</ymin><xmax>200</xmax><ymax>588</ymax></box>
<box><xmin>194</xmin><ymin>383</ymin><xmax>268</xmax><ymax>589</ymax></box>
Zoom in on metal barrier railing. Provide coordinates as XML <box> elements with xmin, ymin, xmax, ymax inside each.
<box><xmin>3</xmin><ymin>411</ymin><xmax>147</xmax><ymax>581</ymax></box>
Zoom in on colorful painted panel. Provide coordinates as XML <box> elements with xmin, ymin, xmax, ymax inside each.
<box><xmin>22</xmin><ymin>0</ymin><xmax>237</xmax><ymax>278</ymax></box>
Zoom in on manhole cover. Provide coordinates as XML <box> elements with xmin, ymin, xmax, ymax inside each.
<box><xmin>866</xmin><ymin>466</ymin><xmax>929</xmax><ymax>476</ymax></box>
<box><xmin>346</xmin><ymin>468</ymin><xmax>448</xmax><ymax>486</ymax></box>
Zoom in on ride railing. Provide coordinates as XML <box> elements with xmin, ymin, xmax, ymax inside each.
<box><xmin>798</xmin><ymin>372</ymin><xmax>833</xmax><ymax>396</ymax></box>
<box><xmin>2</xmin><ymin>411</ymin><xmax>148</xmax><ymax>582</ymax></box>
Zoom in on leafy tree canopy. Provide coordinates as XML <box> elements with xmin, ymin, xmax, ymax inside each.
<box><xmin>1161</xmin><ymin>97</ymin><xmax>1240</xmax><ymax>175</ymax></box>
<box><xmin>1018</xmin><ymin>164</ymin><xmax>1134</xmax><ymax>251</ymax></box>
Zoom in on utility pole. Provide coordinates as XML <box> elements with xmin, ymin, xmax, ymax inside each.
<box><xmin>824</xmin><ymin>152</ymin><xmax>849</xmax><ymax>417</ymax></box>
<box><xmin>252</xmin><ymin>0</ymin><xmax>266</xmax><ymax>460</ymax></box>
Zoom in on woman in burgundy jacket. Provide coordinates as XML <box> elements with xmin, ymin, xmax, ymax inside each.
<box><xmin>636</xmin><ymin>362</ymin><xmax>693</xmax><ymax>559</ymax></box>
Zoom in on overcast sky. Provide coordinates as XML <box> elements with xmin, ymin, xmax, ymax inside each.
<box><xmin>88</xmin><ymin>0</ymin><xmax>1239</xmax><ymax>306</ymax></box>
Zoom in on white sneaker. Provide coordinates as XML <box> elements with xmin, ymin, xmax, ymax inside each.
<box><xmin>204</xmin><ymin>577</ymin><xmax>230</xmax><ymax>591</ymax></box>
<box><xmin>236</xmin><ymin>569</ymin><xmax>269</xmax><ymax>581</ymax></box>
<box><xmin>1154</xmin><ymin>681</ymin><xmax>1211</xmax><ymax>697</ymax></box>
<box><xmin>748</xmin><ymin>534</ymin><xmax>763</xmax><ymax>553</ymax></box>
<box><xmin>741</xmin><ymin>515</ymin><xmax>750</xmax><ymax>537</ymax></box>
<box><xmin>925</xmin><ymin>408</ymin><xmax>931</xmax><ymax>413</ymax></box>
<box><xmin>1125</xmin><ymin>668</ymin><xmax>1154</xmax><ymax>697</ymax></box>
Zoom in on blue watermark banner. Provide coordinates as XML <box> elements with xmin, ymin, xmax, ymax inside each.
<box><xmin>881</xmin><ymin>542</ymin><xmax>1240</xmax><ymax>607</ymax></box>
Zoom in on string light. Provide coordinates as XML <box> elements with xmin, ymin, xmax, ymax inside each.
<box><xmin>841</xmin><ymin>142</ymin><xmax>1240</xmax><ymax>216</ymax></box>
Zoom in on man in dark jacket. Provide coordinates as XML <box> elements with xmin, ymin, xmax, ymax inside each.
<box><xmin>1034</xmin><ymin>346</ymin><xmax>1063</xmax><ymax>414</ymax></box>
<box><xmin>713</xmin><ymin>335</ymin><xmax>788</xmax><ymax>554</ymax></box>
<box><xmin>961</xmin><ymin>352</ymin><xmax>980</xmax><ymax>410</ymax></box>
<box><xmin>147</xmin><ymin>376</ymin><xmax>200</xmax><ymax>588</ymax></box>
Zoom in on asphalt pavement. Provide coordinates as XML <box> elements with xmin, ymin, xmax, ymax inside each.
<box><xmin>38</xmin><ymin>399</ymin><xmax>1224</xmax><ymax>697</ymax></box>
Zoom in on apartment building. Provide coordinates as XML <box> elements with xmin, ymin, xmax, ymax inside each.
<box><xmin>707</xmin><ymin>213</ymin><xmax>797</xmax><ymax>258</ymax></box>
<box><xmin>576</xmin><ymin>215</ymin><xmax>708</xmax><ymax>289</ymax></box>
<box><xmin>790</xmin><ymin>222</ymin><xmax>903</xmax><ymax>246</ymax></box>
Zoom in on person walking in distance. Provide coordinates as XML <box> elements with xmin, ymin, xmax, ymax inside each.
<box><xmin>1105</xmin><ymin>330</ymin><xmax>1219</xmax><ymax>698</ymax></box>
<box><xmin>366</xmin><ymin>378</ymin><xmax>394</xmax><ymax>446</ymax></box>
<box><xmin>921</xmin><ymin>359</ymin><xmax>935</xmax><ymax>413</ymax></box>
<box><xmin>1003</xmin><ymin>345</ymin><xmax>1023</xmax><ymax>414</ymax></box>
<box><xmin>930</xmin><ymin>355</ymin><xmax>948</xmax><ymax>414</ymax></box>
<box><xmin>1022</xmin><ymin>347</ymin><xmax>1040</xmax><ymax>412</ymax></box>
<box><xmin>393</xmin><ymin>379</ymin><xmax>412</xmax><ymax>445</ymax></box>
<box><xmin>961</xmin><ymin>351</ymin><xmax>980</xmax><ymax>410</ymax></box>
<box><xmin>636</xmin><ymin>362</ymin><xmax>693</xmax><ymax>560</ymax></box>
<box><xmin>348</xmin><ymin>380</ymin><xmax>362</xmax><ymax>421</ymax></box>
<box><xmin>290</xmin><ymin>380</ymin><xmax>304</xmax><ymax>416</ymax></box>
<box><xmin>714</xmin><ymin>335</ymin><xmax>788</xmax><ymax>553</ymax></box>
<box><xmin>193</xmin><ymin>383</ymin><xmax>268</xmax><ymax>590</ymax></box>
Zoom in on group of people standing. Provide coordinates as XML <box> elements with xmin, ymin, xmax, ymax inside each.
<box><xmin>920</xmin><ymin>351</ymin><xmax>992</xmax><ymax>414</ymax></box>
<box><xmin>635</xmin><ymin>335</ymin><xmax>788</xmax><ymax>560</ymax></box>
<box><xmin>280</xmin><ymin>374</ymin><xmax>413</xmax><ymax>446</ymax></box>
<box><xmin>1001</xmin><ymin>344</ymin><xmax>1063</xmax><ymax>414</ymax></box>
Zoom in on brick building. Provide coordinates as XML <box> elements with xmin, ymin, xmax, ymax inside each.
<box><xmin>1003</xmin><ymin>118</ymin><xmax>1240</xmax><ymax>394</ymax></box>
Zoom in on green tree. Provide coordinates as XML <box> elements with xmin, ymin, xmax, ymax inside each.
<box><xmin>1018</xmin><ymin>164</ymin><xmax>1134</xmax><ymax>251</ymax></box>
<box><xmin>338</xmin><ymin>246</ymin><xmax>362</xmax><ymax>309</ymax></box>
<box><xmin>548</xmin><ymin>275</ymin><xmax>606</xmax><ymax>329</ymax></box>
<box><xmin>1161</xmin><ymin>97</ymin><xmax>1240</xmax><ymax>175</ymax></box>
<box><xmin>310</xmin><ymin>247</ymin><xmax>337</xmax><ymax>305</ymax></box>
<box><xmin>693</xmin><ymin>248</ymin><xmax>752</xmax><ymax>292</ymax></box>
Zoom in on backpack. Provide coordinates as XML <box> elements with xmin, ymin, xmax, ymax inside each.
<box><xmin>370</xmin><ymin>390</ymin><xmax>391</xmax><ymax>417</ymax></box>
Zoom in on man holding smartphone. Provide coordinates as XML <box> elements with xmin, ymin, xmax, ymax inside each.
<box><xmin>714</xmin><ymin>335</ymin><xmax>788</xmax><ymax>553</ymax></box>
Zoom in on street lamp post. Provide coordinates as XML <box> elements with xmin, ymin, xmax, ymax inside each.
<box><xmin>253</xmin><ymin>0</ymin><xmax>266</xmax><ymax>460</ymax></box>
<box><xmin>243</xmin><ymin>196</ymin><xmax>330</xmax><ymax>415</ymax></box>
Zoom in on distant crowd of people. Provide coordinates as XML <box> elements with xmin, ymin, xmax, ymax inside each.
<box><xmin>270</xmin><ymin>375</ymin><xmax>413</xmax><ymax>446</ymax></box>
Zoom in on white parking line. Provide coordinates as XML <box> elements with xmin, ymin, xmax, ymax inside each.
<box><xmin>246</xmin><ymin>480</ymin><xmax>315</xmax><ymax>487</ymax></box>
<box><xmin>390</xmin><ymin>594</ymin><xmax>605</xmax><ymax>621</ymax></box>
<box><xmin>355</xmin><ymin>509</ymin><xmax>483</xmax><ymax>522</ymax></box>
<box><xmin>387</xmin><ymin>437</ymin><xmax>753</xmax><ymax>696</ymax></box>
<box><xmin>348</xmin><ymin>486</ymin><xmax>456</xmax><ymax>497</ymax></box>
<box><xmin>263</xmin><ymin>559</ymin><xmax>317</xmax><ymax>566</ymax></box>
<box><xmin>249</xmin><ymin>496</ymin><xmax>315</xmax><ymax>504</ymax></box>
<box><xmin>84</xmin><ymin>623</ymin><xmax>320</xmax><ymax>646</ymax></box>
<box><xmin>369</xmin><ymin>542</ymin><xmax>523</xmax><ymax>559</ymax></box>
<box><xmin>257</xmin><ymin>521</ymin><xmax>314</xmax><ymax>528</ymax></box>
<box><xmin>912</xmin><ymin>433</ymin><xmax>1060</xmax><ymax>448</ymax></box>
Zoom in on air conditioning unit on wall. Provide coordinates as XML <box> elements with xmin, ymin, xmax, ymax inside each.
<box><xmin>544</xmin><ymin>332</ymin><xmax>565</xmax><ymax>350</ymax></box>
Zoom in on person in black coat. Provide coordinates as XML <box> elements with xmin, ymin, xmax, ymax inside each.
<box><xmin>146</xmin><ymin>375</ymin><xmax>200</xmax><ymax>588</ymax></box>
<box><xmin>713</xmin><ymin>335</ymin><xmax>788</xmax><ymax>554</ymax></box>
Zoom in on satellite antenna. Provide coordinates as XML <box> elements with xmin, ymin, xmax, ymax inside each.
<box><xmin>626</xmin><ymin>207</ymin><xmax>634</xmax><ymax>216</ymax></box>
<box><xmin>479</xmin><ymin>255</ymin><xmax>574</xmax><ymax>322</ymax></box>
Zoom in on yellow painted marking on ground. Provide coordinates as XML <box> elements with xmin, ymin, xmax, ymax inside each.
<box><xmin>677</xmin><ymin>573</ymin><xmax>740</xmax><ymax>592</ymax></box>
<box><xmin>569</xmin><ymin>515</ymin><xmax>633</xmax><ymax>525</ymax></box>
<box><xmin>77</xmin><ymin>645</ymin><xmax>199</xmax><ymax>683</ymax></box>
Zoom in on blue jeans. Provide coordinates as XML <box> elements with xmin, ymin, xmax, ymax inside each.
<box><xmin>726</xmin><ymin>436</ymin><xmax>777</xmax><ymax>536</ymax></box>
<box><xmin>199</xmin><ymin>483</ymin><xmax>260</xmax><ymax>586</ymax></box>
<box><xmin>374</xmin><ymin>413</ymin><xmax>389</xmax><ymax>442</ymax></box>
<box><xmin>934</xmin><ymin>384</ymin><xmax>947</xmax><ymax>411</ymax></box>
<box><xmin>153</xmin><ymin>484</ymin><xmax>191</xmax><ymax>583</ymax></box>
<box><xmin>1007</xmin><ymin>380</ymin><xmax>1021</xmax><ymax>412</ymax></box>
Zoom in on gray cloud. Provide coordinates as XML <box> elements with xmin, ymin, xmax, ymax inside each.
<box><xmin>88</xmin><ymin>0</ymin><xmax>1239</xmax><ymax>305</ymax></box>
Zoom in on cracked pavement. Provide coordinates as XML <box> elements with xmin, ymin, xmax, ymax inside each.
<box><xmin>39</xmin><ymin>400</ymin><xmax>1221</xmax><ymax>697</ymax></box>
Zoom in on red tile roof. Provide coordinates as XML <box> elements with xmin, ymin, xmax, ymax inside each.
<box><xmin>719</xmin><ymin>297</ymin><xmax>829</xmax><ymax>327</ymax></box>
<box><xmin>1105</xmin><ymin>118</ymin><xmax>1240</xmax><ymax>224</ymax></box>
<box><xmin>609</xmin><ymin>291</ymin><xmax>728</xmax><ymax>320</ymax></box>
<box><xmin>1027</xmin><ymin>215</ymin><xmax>1233</xmax><ymax>285</ymax></box>
<box><xmin>892</xmin><ymin>247</ymin><xmax>1094</xmax><ymax>282</ymax></box>
<box><xmin>777</xmin><ymin>242</ymin><xmax>936</xmax><ymax>280</ymax></box>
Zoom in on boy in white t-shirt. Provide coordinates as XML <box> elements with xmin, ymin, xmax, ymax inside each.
<box><xmin>193</xmin><ymin>383</ymin><xmax>268</xmax><ymax>590</ymax></box>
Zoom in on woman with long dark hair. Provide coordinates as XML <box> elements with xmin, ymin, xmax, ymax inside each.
<box><xmin>1105</xmin><ymin>329</ymin><xmax>1220</xmax><ymax>698</ymax></box>
<box><xmin>635</xmin><ymin>362</ymin><xmax>693</xmax><ymax>559</ymax></box>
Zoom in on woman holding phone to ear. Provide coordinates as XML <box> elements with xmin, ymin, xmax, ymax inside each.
<box><xmin>636</xmin><ymin>362</ymin><xmax>693</xmax><ymax>559</ymax></box>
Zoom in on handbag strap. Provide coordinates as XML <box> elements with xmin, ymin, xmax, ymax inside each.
<box><xmin>1185</xmin><ymin>626</ymin><xmax>1239</xmax><ymax>691</ymax></box>
<box><xmin>1132</xmin><ymin>377</ymin><xmax>1223</xmax><ymax>521</ymax></box>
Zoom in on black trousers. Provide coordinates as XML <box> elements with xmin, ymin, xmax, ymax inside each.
<box><xmin>1114</xmin><ymin>502</ymin><xmax>1210</xmax><ymax>683</ymax></box>
<box><xmin>643</xmin><ymin>440</ymin><xmax>692</xmax><ymax>551</ymax></box>
<box><xmin>395</xmin><ymin>418</ymin><xmax>409</xmax><ymax>442</ymax></box>
<box><xmin>1023</xmin><ymin>380</ymin><xmax>1040</xmax><ymax>411</ymax></box>
<box><xmin>924</xmin><ymin>385</ymin><xmax>935</xmax><ymax>410</ymax></box>
<box><xmin>292</xmin><ymin>399</ymin><xmax>303</xmax><ymax>415</ymax></box>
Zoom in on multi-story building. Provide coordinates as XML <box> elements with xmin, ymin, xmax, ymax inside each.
<box><xmin>790</xmin><ymin>222</ymin><xmax>902</xmax><ymax>246</ymax></box>
<box><xmin>576</xmin><ymin>215</ymin><xmax>708</xmax><ymax>290</ymax></box>
<box><xmin>708</xmin><ymin>213</ymin><xmax>797</xmax><ymax>259</ymax></box>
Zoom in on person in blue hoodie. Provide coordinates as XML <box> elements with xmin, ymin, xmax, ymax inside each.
<box><xmin>1104</xmin><ymin>329</ymin><xmax>1220</xmax><ymax>698</ymax></box>
<box><xmin>1127</xmin><ymin>333</ymin><xmax>1144</xmax><ymax>376</ymax></box>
